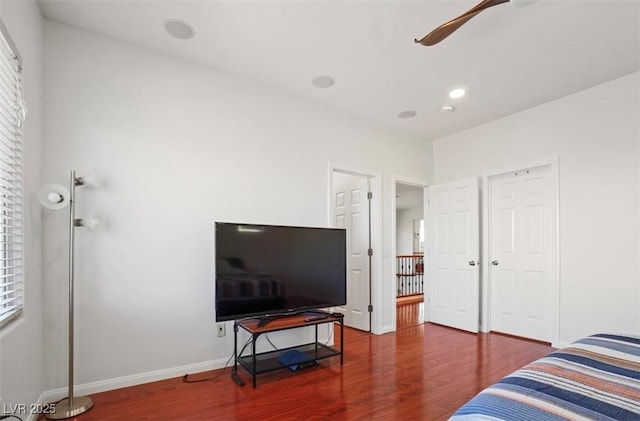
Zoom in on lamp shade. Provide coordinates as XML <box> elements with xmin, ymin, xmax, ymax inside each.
<box><xmin>38</xmin><ymin>183</ymin><xmax>70</xmax><ymax>210</ymax></box>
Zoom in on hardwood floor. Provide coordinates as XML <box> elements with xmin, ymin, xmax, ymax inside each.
<box><xmin>56</xmin><ymin>309</ymin><xmax>554</xmax><ymax>420</ymax></box>
<box><xmin>396</xmin><ymin>298</ymin><xmax>424</xmax><ymax>330</ymax></box>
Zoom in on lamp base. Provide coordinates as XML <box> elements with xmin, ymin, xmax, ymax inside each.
<box><xmin>46</xmin><ymin>396</ymin><xmax>94</xmax><ymax>419</ymax></box>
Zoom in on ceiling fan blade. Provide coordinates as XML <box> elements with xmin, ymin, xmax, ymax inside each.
<box><xmin>415</xmin><ymin>0</ymin><xmax>510</xmax><ymax>46</ymax></box>
<box><xmin>415</xmin><ymin>10</ymin><xmax>483</xmax><ymax>46</ymax></box>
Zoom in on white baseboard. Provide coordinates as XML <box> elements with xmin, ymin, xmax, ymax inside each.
<box><xmin>552</xmin><ymin>339</ymin><xmax>571</xmax><ymax>349</ymax></box>
<box><xmin>33</xmin><ymin>357</ymin><xmax>228</xmax><ymax>420</ymax></box>
<box><xmin>376</xmin><ymin>323</ymin><xmax>395</xmax><ymax>335</ymax></box>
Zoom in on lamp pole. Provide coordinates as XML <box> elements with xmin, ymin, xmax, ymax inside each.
<box><xmin>47</xmin><ymin>170</ymin><xmax>94</xmax><ymax>419</ymax></box>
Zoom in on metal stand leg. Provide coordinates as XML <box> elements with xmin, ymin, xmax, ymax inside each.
<box><xmin>340</xmin><ymin>319</ymin><xmax>344</xmax><ymax>365</ymax></box>
<box><xmin>252</xmin><ymin>333</ymin><xmax>258</xmax><ymax>388</ymax></box>
<box><xmin>231</xmin><ymin>322</ymin><xmax>244</xmax><ymax>386</ymax></box>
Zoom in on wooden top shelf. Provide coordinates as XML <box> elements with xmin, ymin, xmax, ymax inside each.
<box><xmin>237</xmin><ymin>312</ymin><xmax>343</xmax><ymax>333</ymax></box>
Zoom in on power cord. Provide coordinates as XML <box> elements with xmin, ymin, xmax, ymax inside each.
<box><xmin>0</xmin><ymin>415</ymin><xmax>23</xmax><ymax>421</ymax></box>
<box><xmin>323</xmin><ymin>323</ymin><xmax>335</xmax><ymax>346</ymax></box>
<box><xmin>264</xmin><ymin>333</ymin><xmax>281</xmax><ymax>353</ymax></box>
<box><xmin>264</xmin><ymin>322</ymin><xmax>335</xmax><ymax>354</ymax></box>
<box><xmin>182</xmin><ymin>336</ymin><xmax>253</xmax><ymax>383</ymax></box>
<box><xmin>35</xmin><ymin>398</ymin><xmax>66</xmax><ymax>421</ymax></box>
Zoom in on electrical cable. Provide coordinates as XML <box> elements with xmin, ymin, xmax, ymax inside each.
<box><xmin>182</xmin><ymin>335</ymin><xmax>253</xmax><ymax>384</ymax></box>
<box><xmin>264</xmin><ymin>321</ymin><xmax>336</xmax><ymax>354</ymax></box>
<box><xmin>264</xmin><ymin>333</ymin><xmax>281</xmax><ymax>353</ymax></box>
<box><xmin>0</xmin><ymin>415</ymin><xmax>23</xmax><ymax>421</ymax></box>
<box><xmin>323</xmin><ymin>323</ymin><xmax>335</xmax><ymax>346</ymax></box>
<box><xmin>35</xmin><ymin>397</ymin><xmax>67</xmax><ymax>421</ymax></box>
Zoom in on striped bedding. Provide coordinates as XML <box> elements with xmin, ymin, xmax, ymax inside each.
<box><xmin>450</xmin><ymin>334</ymin><xmax>640</xmax><ymax>421</ymax></box>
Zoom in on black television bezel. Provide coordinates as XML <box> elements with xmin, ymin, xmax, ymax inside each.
<box><xmin>214</xmin><ymin>222</ymin><xmax>347</xmax><ymax>322</ymax></box>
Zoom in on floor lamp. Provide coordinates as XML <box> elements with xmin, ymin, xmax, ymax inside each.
<box><xmin>39</xmin><ymin>170</ymin><xmax>94</xmax><ymax>419</ymax></box>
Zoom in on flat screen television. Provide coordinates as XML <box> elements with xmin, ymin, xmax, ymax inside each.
<box><xmin>215</xmin><ymin>222</ymin><xmax>347</xmax><ymax>322</ymax></box>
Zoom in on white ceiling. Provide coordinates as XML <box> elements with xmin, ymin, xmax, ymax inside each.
<box><xmin>37</xmin><ymin>0</ymin><xmax>639</xmax><ymax>141</ymax></box>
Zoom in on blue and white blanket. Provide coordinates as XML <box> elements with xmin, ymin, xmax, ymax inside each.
<box><xmin>450</xmin><ymin>334</ymin><xmax>640</xmax><ymax>421</ymax></box>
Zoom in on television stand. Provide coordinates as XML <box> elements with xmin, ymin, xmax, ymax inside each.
<box><xmin>232</xmin><ymin>312</ymin><xmax>344</xmax><ymax>388</ymax></box>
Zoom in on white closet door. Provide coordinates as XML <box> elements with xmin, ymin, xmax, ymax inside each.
<box><xmin>427</xmin><ymin>177</ymin><xmax>480</xmax><ymax>333</ymax></box>
<box><xmin>490</xmin><ymin>165</ymin><xmax>554</xmax><ymax>342</ymax></box>
<box><xmin>333</xmin><ymin>177</ymin><xmax>370</xmax><ymax>331</ymax></box>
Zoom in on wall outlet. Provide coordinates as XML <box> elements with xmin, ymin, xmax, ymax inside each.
<box><xmin>217</xmin><ymin>323</ymin><xmax>226</xmax><ymax>337</ymax></box>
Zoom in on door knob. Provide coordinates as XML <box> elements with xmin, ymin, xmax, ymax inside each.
<box><xmin>491</xmin><ymin>260</ymin><xmax>499</xmax><ymax>266</ymax></box>
<box><xmin>468</xmin><ymin>260</ymin><xmax>477</xmax><ymax>266</ymax></box>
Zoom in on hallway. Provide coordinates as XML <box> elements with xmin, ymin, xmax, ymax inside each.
<box><xmin>396</xmin><ymin>297</ymin><xmax>424</xmax><ymax>330</ymax></box>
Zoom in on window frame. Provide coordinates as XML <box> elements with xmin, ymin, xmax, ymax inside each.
<box><xmin>0</xmin><ymin>19</ymin><xmax>25</xmax><ymax>329</ymax></box>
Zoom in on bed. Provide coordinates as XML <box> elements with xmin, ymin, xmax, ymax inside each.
<box><xmin>450</xmin><ymin>333</ymin><xmax>640</xmax><ymax>421</ymax></box>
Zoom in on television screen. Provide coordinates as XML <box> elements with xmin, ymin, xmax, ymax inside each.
<box><xmin>215</xmin><ymin>222</ymin><xmax>347</xmax><ymax>322</ymax></box>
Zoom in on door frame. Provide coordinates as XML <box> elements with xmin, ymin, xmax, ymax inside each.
<box><xmin>481</xmin><ymin>157</ymin><xmax>560</xmax><ymax>346</ymax></box>
<box><xmin>390</xmin><ymin>175</ymin><xmax>429</xmax><ymax>327</ymax></box>
<box><xmin>328</xmin><ymin>163</ymin><xmax>383</xmax><ymax>333</ymax></box>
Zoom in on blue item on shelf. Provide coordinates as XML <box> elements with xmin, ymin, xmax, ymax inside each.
<box><xmin>278</xmin><ymin>350</ymin><xmax>318</xmax><ymax>371</ymax></box>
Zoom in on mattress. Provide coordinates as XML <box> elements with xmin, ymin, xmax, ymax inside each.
<box><xmin>450</xmin><ymin>333</ymin><xmax>640</xmax><ymax>421</ymax></box>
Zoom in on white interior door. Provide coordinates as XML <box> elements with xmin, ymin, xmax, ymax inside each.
<box><xmin>427</xmin><ymin>177</ymin><xmax>480</xmax><ymax>333</ymax></box>
<box><xmin>333</xmin><ymin>176</ymin><xmax>370</xmax><ymax>331</ymax></box>
<box><xmin>489</xmin><ymin>165</ymin><xmax>554</xmax><ymax>342</ymax></box>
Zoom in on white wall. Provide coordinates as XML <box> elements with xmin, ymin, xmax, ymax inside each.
<box><xmin>0</xmin><ymin>0</ymin><xmax>44</xmax><ymax>411</ymax></box>
<box><xmin>396</xmin><ymin>207</ymin><xmax>422</xmax><ymax>255</ymax></box>
<box><xmin>41</xmin><ymin>21</ymin><xmax>431</xmax><ymax>393</ymax></box>
<box><xmin>433</xmin><ymin>72</ymin><xmax>640</xmax><ymax>344</ymax></box>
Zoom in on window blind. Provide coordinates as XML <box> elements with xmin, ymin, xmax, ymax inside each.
<box><xmin>0</xmin><ymin>20</ymin><xmax>25</xmax><ymax>328</ymax></box>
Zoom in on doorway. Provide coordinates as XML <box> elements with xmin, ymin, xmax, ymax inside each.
<box><xmin>394</xmin><ymin>179</ymin><xmax>427</xmax><ymax>330</ymax></box>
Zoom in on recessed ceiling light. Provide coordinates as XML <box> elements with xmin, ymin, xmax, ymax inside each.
<box><xmin>397</xmin><ymin>110</ymin><xmax>417</xmax><ymax>119</ymax></box>
<box><xmin>312</xmin><ymin>75</ymin><xmax>335</xmax><ymax>88</ymax></box>
<box><xmin>449</xmin><ymin>88</ymin><xmax>466</xmax><ymax>99</ymax></box>
<box><xmin>440</xmin><ymin>104</ymin><xmax>455</xmax><ymax>112</ymax></box>
<box><xmin>164</xmin><ymin>19</ymin><xmax>196</xmax><ymax>40</ymax></box>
